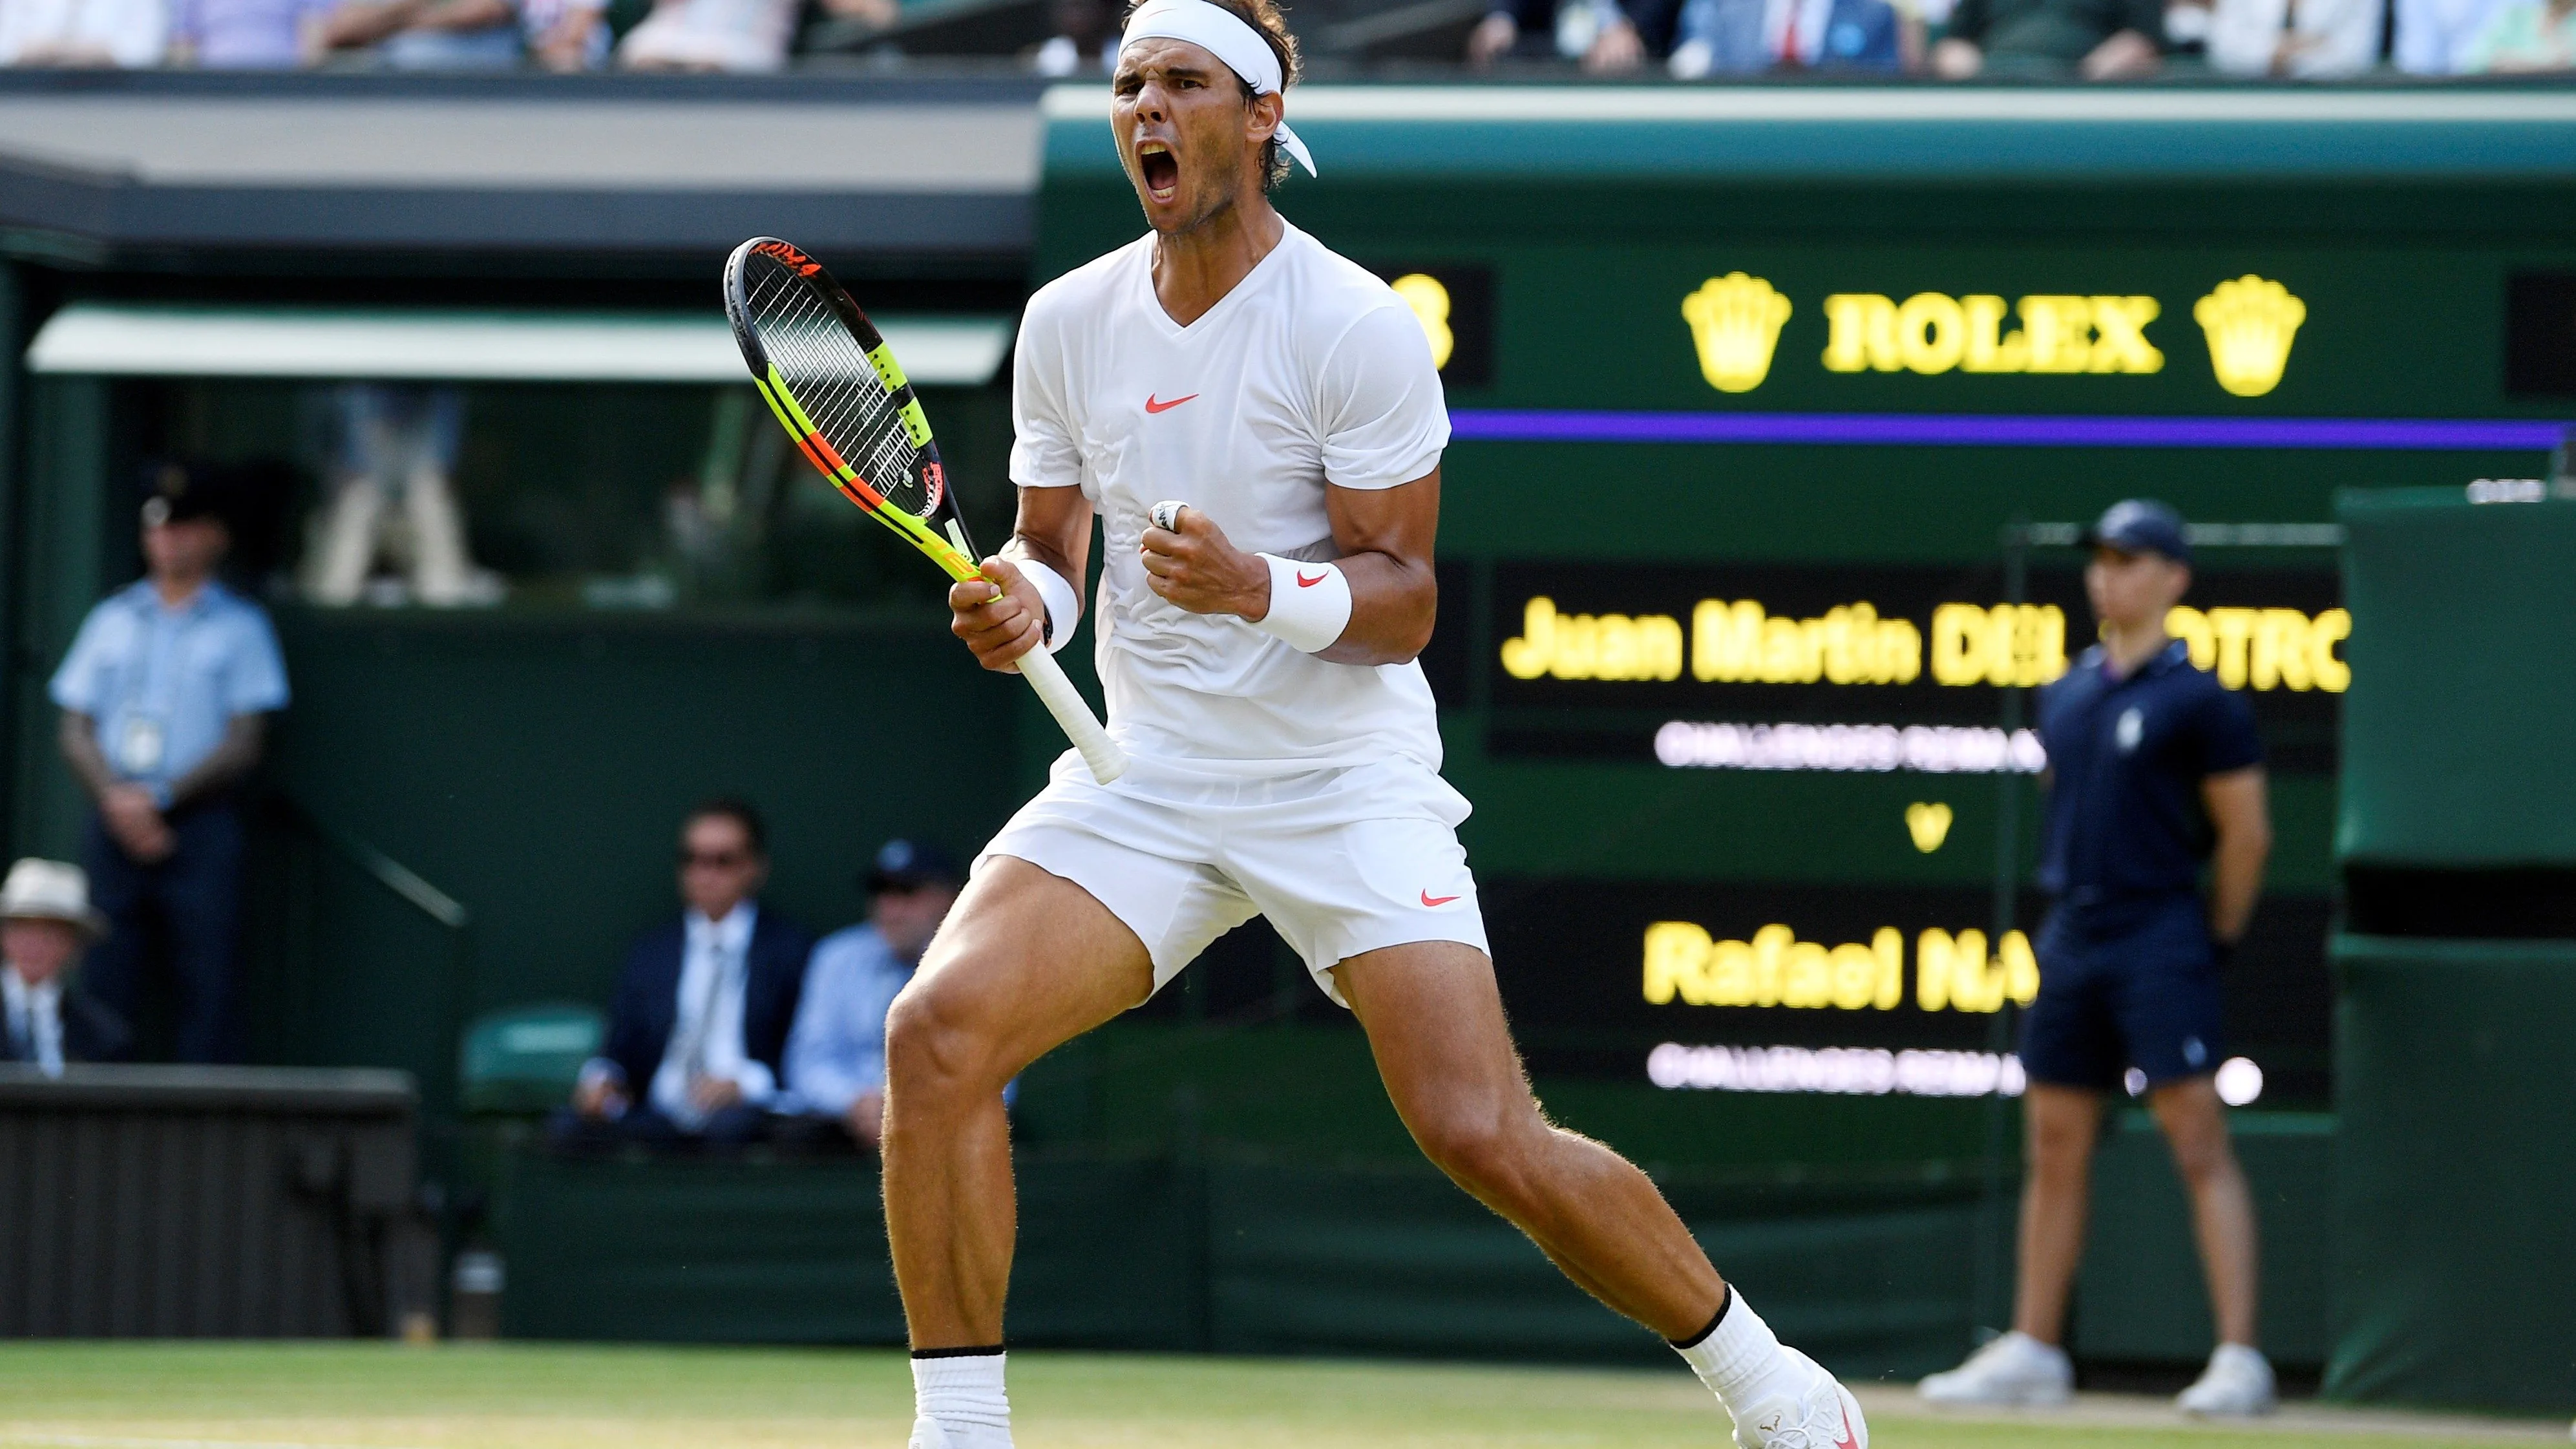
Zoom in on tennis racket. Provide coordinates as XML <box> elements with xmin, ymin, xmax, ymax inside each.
<box><xmin>723</xmin><ymin>237</ymin><xmax>1125</xmax><ymax>785</ymax></box>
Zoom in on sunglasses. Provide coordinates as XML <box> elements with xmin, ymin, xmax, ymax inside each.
<box><xmin>679</xmin><ymin>849</ymin><xmax>755</xmax><ymax>870</ymax></box>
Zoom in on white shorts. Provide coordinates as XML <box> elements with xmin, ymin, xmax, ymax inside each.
<box><xmin>977</xmin><ymin>752</ymin><xmax>1490</xmax><ymax>1008</ymax></box>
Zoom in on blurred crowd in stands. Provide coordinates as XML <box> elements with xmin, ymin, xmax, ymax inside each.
<box><xmin>1468</xmin><ymin>0</ymin><xmax>2574</xmax><ymax>77</ymax></box>
<box><xmin>0</xmin><ymin>0</ymin><xmax>894</xmax><ymax>72</ymax></box>
<box><xmin>0</xmin><ymin>0</ymin><xmax>2568</xmax><ymax>78</ymax></box>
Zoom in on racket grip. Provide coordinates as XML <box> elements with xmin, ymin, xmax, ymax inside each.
<box><xmin>1013</xmin><ymin>645</ymin><xmax>1126</xmax><ymax>784</ymax></box>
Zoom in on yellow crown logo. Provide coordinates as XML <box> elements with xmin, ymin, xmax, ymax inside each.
<box><xmin>1682</xmin><ymin>273</ymin><xmax>1793</xmax><ymax>394</ymax></box>
<box><xmin>2193</xmin><ymin>275</ymin><xmax>2306</xmax><ymax>399</ymax></box>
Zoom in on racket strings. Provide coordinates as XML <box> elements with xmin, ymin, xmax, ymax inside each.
<box><xmin>743</xmin><ymin>263</ymin><xmax>934</xmax><ymax>518</ymax></box>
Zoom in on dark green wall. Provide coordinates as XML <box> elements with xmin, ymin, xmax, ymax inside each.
<box><xmin>2337</xmin><ymin>490</ymin><xmax>2576</xmax><ymax>867</ymax></box>
<box><xmin>2328</xmin><ymin>937</ymin><xmax>2576</xmax><ymax>1409</ymax></box>
<box><xmin>8</xmin><ymin>375</ymin><xmax>112</xmax><ymax>866</ymax></box>
<box><xmin>242</xmin><ymin>607</ymin><xmax>1028</xmax><ymax>1087</ymax></box>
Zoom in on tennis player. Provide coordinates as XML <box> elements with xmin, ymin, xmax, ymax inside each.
<box><xmin>886</xmin><ymin>3</ymin><xmax>1866</xmax><ymax>1446</ymax></box>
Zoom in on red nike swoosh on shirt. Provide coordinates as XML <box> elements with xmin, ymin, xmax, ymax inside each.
<box><xmin>1296</xmin><ymin>571</ymin><xmax>1327</xmax><ymax>587</ymax></box>
<box><xmin>1144</xmin><ymin>393</ymin><xmax>1198</xmax><ymax>414</ymax></box>
<box><xmin>1420</xmin><ymin>890</ymin><xmax>1461</xmax><ymax>907</ymax></box>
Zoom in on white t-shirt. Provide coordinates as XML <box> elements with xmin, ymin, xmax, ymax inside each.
<box><xmin>1009</xmin><ymin>221</ymin><xmax>1451</xmax><ymax>775</ymax></box>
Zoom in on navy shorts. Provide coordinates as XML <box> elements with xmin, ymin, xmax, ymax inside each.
<box><xmin>2018</xmin><ymin>894</ymin><xmax>2225</xmax><ymax>1094</ymax></box>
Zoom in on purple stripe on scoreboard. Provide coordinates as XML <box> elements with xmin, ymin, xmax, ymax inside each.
<box><xmin>1448</xmin><ymin>410</ymin><xmax>2568</xmax><ymax>451</ymax></box>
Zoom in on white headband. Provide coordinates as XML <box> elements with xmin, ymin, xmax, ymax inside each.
<box><xmin>1117</xmin><ymin>0</ymin><xmax>1316</xmax><ymax>177</ymax></box>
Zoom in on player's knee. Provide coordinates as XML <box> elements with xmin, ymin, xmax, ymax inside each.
<box><xmin>1409</xmin><ymin>1099</ymin><xmax>1536</xmax><ymax>1199</ymax></box>
<box><xmin>883</xmin><ymin>978</ymin><xmax>997</xmax><ymax>1105</ymax></box>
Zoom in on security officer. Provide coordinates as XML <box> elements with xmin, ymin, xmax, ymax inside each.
<box><xmin>49</xmin><ymin>463</ymin><xmax>289</xmax><ymax>1063</ymax></box>
<box><xmin>1921</xmin><ymin>499</ymin><xmax>2275</xmax><ymax>1415</ymax></box>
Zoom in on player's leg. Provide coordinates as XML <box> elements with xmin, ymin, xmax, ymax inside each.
<box><xmin>881</xmin><ymin>858</ymin><xmax>1148</xmax><ymax>1449</ymax></box>
<box><xmin>882</xmin><ymin>856</ymin><xmax>1153</xmax><ymax>1350</ymax></box>
<box><xmin>883</xmin><ymin>810</ymin><xmax>1250</xmax><ymax>1449</ymax></box>
<box><xmin>1335</xmin><ymin>942</ymin><xmax>1864</xmax><ymax>1449</ymax></box>
<box><xmin>1335</xmin><ymin>940</ymin><xmax>1718</xmax><ymax>1334</ymax></box>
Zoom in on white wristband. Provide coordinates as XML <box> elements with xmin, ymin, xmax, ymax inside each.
<box><xmin>1017</xmin><ymin>558</ymin><xmax>1081</xmax><ymax>655</ymax></box>
<box><xmin>1251</xmin><ymin>553</ymin><xmax>1353</xmax><ymax>653</ymax></box>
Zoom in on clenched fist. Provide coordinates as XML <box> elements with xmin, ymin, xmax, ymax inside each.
<box><xmin>1141</xmin><ymin>504</ymin><xmax>1271</xmax><ymax>620</ymax></box>
<box><xmin>949</xmin><ymin>557</ymin><xmax>1046</xmax><ymax>671</ymax></box>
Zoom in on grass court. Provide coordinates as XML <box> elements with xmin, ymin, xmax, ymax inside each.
<box><xmin>1</xmin><ymin>1344</ymin><xmax>2557</xmax><ymax>1449</ymax></box>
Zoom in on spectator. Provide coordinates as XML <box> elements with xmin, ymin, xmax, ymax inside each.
<box><xmin>51</xmin><ymin>464</ymin><xmax>287</xmax><ymax>1065</ymax></box>
<box><xmin>165</xmin><ymin>0</ymin><xmax>336</xmax><ymax>65</ymax></box>
<box><xmin>2394</xmin><ymin>0</ymin><xmax>2506</xmax><ymax>69</ymax></box>
<box><xmin>2206</xmin><ymin>0</ymin><xmax>2380</xmax><ymax>72</ymax></box>
<box><xmin>563</xmin><ymin>801</ymin><xmax>813</xmax><ymax>1145</ymax></box>
<box><xmin>781</xmin><ymin>839</ymin><xmax>962</xmax><ymax>1150</ymax></box>
<box><xmin>1</xmin><ymin>860</ymin><xmax>128</xmax><ymax>1075</ymax></box>
<box><xmin>1032</xmin><ymin>0</ymin><xmax>1111</xmax><ymax>74</ymax></box>
<box><xmin>1467</xmin><ymin>0</ymin><xmax>1653</xmax><ymax>71</ymax></box>
<box><xmin>0</xmin><ymin>0</ymin><xmax>166</xmax><ymax>65</ymax></box>
<box><xmin>1931</xmin><ymin>0</ymin><xmax>2162</xmax><ymax>74</ymax></box>
<box><xmin>615</xmin><ymin>0</ymin><xmax>797</xmax><ymax>71</ymax></box>
<box><xmin>2460</xmin><ymin>0</ymin><xmax>2576</xmax><ymax>67</ymax></box>
<box><xmin>301</xmin><ymin>385</ymin><xmax>505</xmax><ymax>608</ymax></box>
<box><xmin>315</xmin><ymin>0</ymin><xmax>600</xmax><ymax>67</ymax></box>
<box><xmin>1669</xmin><ymin>0</ymin><xmax>1903</xmax><ymax>74</ymax></box>
<box><xmin>521</xmin><ymin>0</ymin><xmax>604</xmax><ymax>68</ymax></box>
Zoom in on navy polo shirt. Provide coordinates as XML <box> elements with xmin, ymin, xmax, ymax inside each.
<box><xmin>2036</xmin><ymin>638</ymin><xmax>2263</xmax><ymax>909</ymax></box>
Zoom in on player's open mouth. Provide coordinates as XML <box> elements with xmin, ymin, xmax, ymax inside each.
<box><xmin>1139</xmin><ymin>141</ymin><xmax>1179</xmax><ymax>201</ymax></box>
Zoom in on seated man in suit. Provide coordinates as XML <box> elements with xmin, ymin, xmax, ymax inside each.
<box><xmin>781</xmin><ymin>839</ymin><xmax>964</xmax><ymax>1150</ymax></box>
<box><xmin>2</xmin><ymin>858</ymin><xmax>130</xmax><ymax>1074</ymax></box>
<box><xmin>563</xmin><ymin>801</ymin><xmax>813</xmax><ymax>1144</ymax></box>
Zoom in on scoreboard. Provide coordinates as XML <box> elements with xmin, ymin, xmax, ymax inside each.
<box><xmin>1437</xmin><ymin>557</ymin><xmax>2348</xmax><ymax>1106</ymax></box>
<box><xmin>1466</xmin><ymin>560</ymin><xmax>2347</xmax><ymax>769</ymax></box>
<box><xmin>1036</xmin><ymin>87</ymin><xmax>2576</xmax><ymax>1117</ymax></box>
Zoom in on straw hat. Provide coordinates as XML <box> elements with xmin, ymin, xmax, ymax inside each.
<box><xmin>0</xmin><ymin>859</ymin><xmax>109</xmax><ymax>940</ymax></box>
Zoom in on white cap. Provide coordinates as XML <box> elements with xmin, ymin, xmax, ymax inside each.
<box><xmin>0</xmin><ymin>858</ymin><xmax>108</xmax><ymax>940</ymax></box>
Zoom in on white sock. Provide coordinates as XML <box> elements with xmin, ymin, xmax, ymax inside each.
<box><xmin>912</xmin><ymin>1350</ymin><xmax>1010</xmax><ymax>1446</ymax></box>
<box><xmin>1673</xmin><ymin>1288</ymin><xmax>1794</xmax><ymax>1409</ymax></box>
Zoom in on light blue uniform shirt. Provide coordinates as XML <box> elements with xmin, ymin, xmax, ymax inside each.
<box><xmin>50</xmin><ymin>580</ymin><xmax>290</xmax><ymax>805</ymax></box>
<box><xmin>782</xmin><ymin>922</ymin><xmax>913</xmax><ymax>1118</ymax></box>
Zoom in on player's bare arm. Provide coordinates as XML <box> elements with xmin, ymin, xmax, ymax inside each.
<box><xmin>949</xmin><ymin>485</ymin><xmax>1095</xmax><ymax>671</ymax></box>
<box><xmin>1139</xmin><ymin>473</ymin><xmax>1440</xmax><ymax>666</ymax></box>
<box><xmin>2202</xmin><ymin>764</ymin><xmax>2271</xmax><ymax>945</ymax></box>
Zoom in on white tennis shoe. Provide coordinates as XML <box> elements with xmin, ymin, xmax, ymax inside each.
<box><xmin>1917</xmin><ymin>1331</ymin><xmax>2075</xmax><ymax>1406</ymax></box>
<box><xmin>1726</xmin><ymin>1348</ymin><xmax>1867</xmax><ymax>1449</ymax></box>
<box><xmin>2176</xmin><ymin>1344</ymin><xmax>2276</xmax><ymax>1417</ymax></box>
